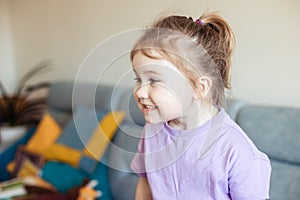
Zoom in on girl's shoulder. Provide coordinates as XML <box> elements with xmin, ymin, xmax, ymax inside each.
<box><xmin>221</xmin><ymin>114</ymin><xmax>269</xmax><ymax>161</ymax></box>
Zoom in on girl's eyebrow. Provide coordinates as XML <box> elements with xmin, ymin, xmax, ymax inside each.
<box><xmin>133</xmin><ymin>69</ymin><xmax>161</xmax><ymax>76</ymax></box>
<box><xmin>144</xmin><ymin>70</ymin><xmax>160</xmax><ymax>75</ymax></box>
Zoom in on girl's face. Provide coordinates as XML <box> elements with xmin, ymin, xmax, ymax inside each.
<box><xmin>132</xmin><ymin>51</ymin><xmax>198</xmax><ymax>129</ymax></box>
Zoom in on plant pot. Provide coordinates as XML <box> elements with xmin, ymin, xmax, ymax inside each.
<box><xmin>0</xmin><ymin>125</ymin><xmax>27</xmax><ymax>153</ymax></box>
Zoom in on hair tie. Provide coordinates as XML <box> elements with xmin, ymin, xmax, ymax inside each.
<box><xmin>195</xmin><ymin>19</ymin><xmax>203</xmax><ymax>25</ymax></box>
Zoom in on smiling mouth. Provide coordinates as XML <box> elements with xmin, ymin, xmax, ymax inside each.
<box><xmin>142</xmin><ymin>104</ymin><xmax>158</xmax><ymax>112</ymax></box>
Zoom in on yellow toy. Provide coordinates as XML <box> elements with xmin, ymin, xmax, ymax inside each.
<box><xmin>77</xmin><ymin>180</ymin><xmax>102</xmax><ymax>200</ymax></box>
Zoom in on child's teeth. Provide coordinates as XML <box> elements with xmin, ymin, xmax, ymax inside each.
<box><xmin>145</xmin><ymin>105</ymin><xmax>155</xmax><ymax>109</ymax></box>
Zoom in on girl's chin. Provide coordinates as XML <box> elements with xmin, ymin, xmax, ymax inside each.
<box><xmin>144</xmin><ymin>115</ymin><xmax>163</xmax><ymax>124</ymax></box>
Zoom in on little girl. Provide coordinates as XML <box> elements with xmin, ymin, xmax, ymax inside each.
<box><xmin>130</xmin><ymin>12</ymin><xmax>271</xmax><ymax>200</ymax></box>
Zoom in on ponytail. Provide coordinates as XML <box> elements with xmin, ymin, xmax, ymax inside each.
<box><xmin>197</xmin><ymin>12</ymin><xmax>235</xmax><ymax>89</ymax></box>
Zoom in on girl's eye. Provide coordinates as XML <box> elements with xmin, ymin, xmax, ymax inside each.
<box><xmin>134</xmin><ymin>77</ymin><xmax>141</xmax><ymax>84</ymax></box>
<box><xmin>149</xmin><ymin>78</ymin><xmax>160</xmax><ymax>85</ymax></box>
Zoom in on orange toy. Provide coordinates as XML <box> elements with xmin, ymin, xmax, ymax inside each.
<box><xmin>77</xmin><ymin>180</ymin><xmax>102</xmax><ymax>200</ymax></box>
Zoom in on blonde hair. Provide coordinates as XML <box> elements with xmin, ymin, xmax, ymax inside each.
<box><xmin>131</xmin><ymin>12</ymin><xmax>235</xmax><ymax>106</ymax></box>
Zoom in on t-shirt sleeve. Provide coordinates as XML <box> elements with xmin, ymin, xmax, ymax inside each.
<box><xmin>130</xmin><ymin>132</ymin><xmax>147</xmax><ymax>178</ymax></box>
<box><xmin>229</xmin><ymin>154</ymin><xmax>271</xmax><ymax>200</ymax></box>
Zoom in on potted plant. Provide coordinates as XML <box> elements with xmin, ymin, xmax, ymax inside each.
<box><xmin>0</xmin><ymin>60</ymin><xmax>51</xmax><ymax>151</ymax></box>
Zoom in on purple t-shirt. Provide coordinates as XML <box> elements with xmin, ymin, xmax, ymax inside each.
<box><xmin>131</xmin><ymin>108</ymin><xmax>271</xmax><ymax>200</ymax></box>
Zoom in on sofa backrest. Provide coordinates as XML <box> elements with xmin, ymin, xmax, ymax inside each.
<box><xmin>47</xmin><ymin>81</ymin><xmax>145</xmax><ymax>127</ymax></box>
<box><xmin>236</xmin><ymin>104</ymin><xmax>300</xmax><ymax>200</ymax></box>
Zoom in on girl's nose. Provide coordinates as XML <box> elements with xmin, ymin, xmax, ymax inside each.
<box><xmin>135</xmin><ymin>84</ymin><xmax>149</xmax><ymax>99</ymax></box>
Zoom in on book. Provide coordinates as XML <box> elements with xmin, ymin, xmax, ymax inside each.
<box><xmin>0</xmin><ymin>176</ymin><xmax>56</xmax><ymax>199</ymax></box>
<box><xmin>10</xmin><ymin>145</ymin><xmax>45</xmax><ymax>178</ymax></box>
<box><xmin>0</xmin><ymin>178</ymin><xmax>27</xmax><ymax>199</ymax></box>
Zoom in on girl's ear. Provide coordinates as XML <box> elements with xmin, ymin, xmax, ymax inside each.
<box><xmin>194</xmin><ymin>76</ymin><xmax>212</xmax><ymax>99</ymax></box>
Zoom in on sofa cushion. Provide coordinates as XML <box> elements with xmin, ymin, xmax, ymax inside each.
<box><xmin>43</xmin><ymin>106</ymin><xmax>125</xmax><ymax>173</ymax></box>
<box><xmin>236</xmin><ymin>105</ymin><xmax>300</xmax><ymax>164</ymax></box>
<box><xmin>57</xmin><ymin>106</ymin><xmax>105</xmax><ymax>150</ymax></box>
<box><xmin>25</xmin><ymin>114</ymin><xmax>62</xmax><ymax>154</ymax></box>
<box><xmin>44</xmin><ymin>143</ymin><xmax>82</xmax><ymax>167</ymax></box>
<box><xmin>41</xmin><ymin>161</ymin><xmax>86</xmax><ymax>194</ymax></box>
<box><xmin>269</xmin><ymin>160</ymin><xmax>300</xmax><ymax>199</ymax></box>
<box><xmin>83</xmin><ymin>110</ymin><xmax>125</xmax><ymax>160</ymax></box>
<box><xmin>41</xmin><ymin>161</ymin><xmax>112</xmax><ymax>200</ymax></box>
<box><xmin>107</xmin><ymin>123</ymin><xmax>142</xmax><ymax>172</ymax></box>
<box><xmin>6</xmin><ymin>115</ymin><xmax>61</xmax><ymax>173</ymax></box>
<box><xmin>107</xmin><ymin>123</ymin><xmax>141</xmax><ymax>200</ymax></box>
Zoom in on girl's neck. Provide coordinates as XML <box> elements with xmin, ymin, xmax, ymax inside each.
<box><xmin>168</xmin><ymin>103</ymin><xmax>219</xmax><ymax>130</ymax></box>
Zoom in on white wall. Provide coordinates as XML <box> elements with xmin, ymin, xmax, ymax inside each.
<box><xmin>0</xmin><ymin>0</ymin><xmax>16</xmax><ymax>92</ymax></box>
<box><xmin>4</xmin><ymin>0</ymin><xmax>300</xmax><ymax>107</ymax></box>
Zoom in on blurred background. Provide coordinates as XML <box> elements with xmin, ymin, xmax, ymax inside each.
<box><xmin>1</xmin><ymin>0</ymin><xmax>300</xmax><ymax>107</ymax></box>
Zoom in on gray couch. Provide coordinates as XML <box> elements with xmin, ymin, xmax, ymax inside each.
<box><xmin>47</xmin><ymin>80</ymin><xmax>300</xmax><ymax>200</ymax></box>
